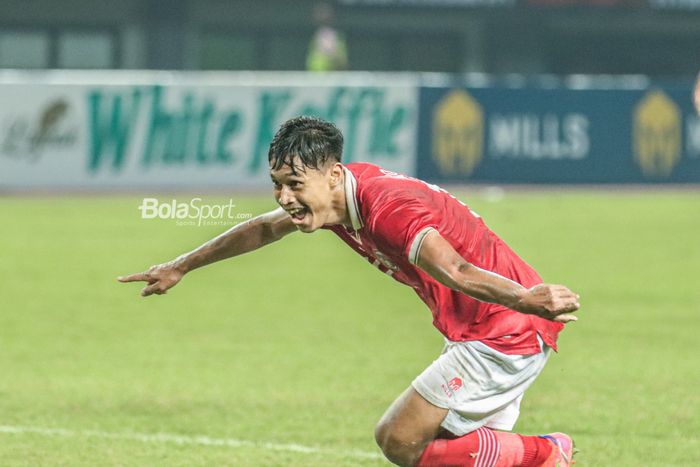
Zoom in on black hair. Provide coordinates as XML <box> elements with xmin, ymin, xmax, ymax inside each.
<box><xmin>268</xmin><ymin>116</ymin><xmax>344</xmax><ymax>172</ymax></box>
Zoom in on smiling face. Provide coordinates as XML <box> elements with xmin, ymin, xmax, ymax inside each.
<box><xmin>267</xmin><ymin>116</ymin><xmax>348</xmax><ymax>232</ymax></box>
<box><xmin>271</xmin><ymin>159</ymin><xmax>347</xmax><ymax>233</ymax></box>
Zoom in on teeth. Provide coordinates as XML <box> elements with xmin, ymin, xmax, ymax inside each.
<box><xmin>288</xmin><ymin>208</ymin><xmax>304</xmax><ymax>216</ymax></box>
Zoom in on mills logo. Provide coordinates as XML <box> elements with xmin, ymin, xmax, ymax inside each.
<box><xmin>633</xmin><ymin>90</ymin><xmax>681</xmax><ymax>178</ymax></box>
<box><xmin>432</xmin><ymin>90</ymin><xmax>484</xmax><ymax>176</ymax></box>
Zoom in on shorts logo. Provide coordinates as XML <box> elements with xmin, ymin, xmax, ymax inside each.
<box><xmin>442</xmin><ymin>377</ymin><xmax>463</xmax><ymax>398</ymax></box>
<box><xmin>448</xmin><ymin>377</ymin><xmax>463</xmax><ymax>392</ymax></box>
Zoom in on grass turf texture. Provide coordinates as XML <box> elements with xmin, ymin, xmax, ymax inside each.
<box><xmin>0</xmin><ymin>191</ymin><xmax>698</xmax><ymax>466</ymax></box>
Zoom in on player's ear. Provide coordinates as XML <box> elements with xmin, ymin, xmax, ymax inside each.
<box><xmin>328</xmin><ymin>162</ymin><xmax>343</xmax><ymax>188</ymax></box>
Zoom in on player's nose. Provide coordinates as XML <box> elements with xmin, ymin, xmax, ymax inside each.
<box><xmin>278</xmin><ymin>185</ymin><xmax>295</xmax><ymax>206</ymax></box>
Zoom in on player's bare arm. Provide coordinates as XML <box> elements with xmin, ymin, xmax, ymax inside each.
<box><xmin>118</xmin><ymin>208</ymin><xmax>297</xmax><ymax>297</ymax></box>
<box><xmin>416</xmin><ymin>229</ymin><xmax>580</xmax><ymax>323</ymax></box>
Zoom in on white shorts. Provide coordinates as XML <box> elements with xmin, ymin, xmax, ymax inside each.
<box><xmin>411</xmin><ymin>336</ymin><xmax>551</xmax><ymax>436</ymax></box>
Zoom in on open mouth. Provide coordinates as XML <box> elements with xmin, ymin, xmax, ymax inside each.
<box><xmin>287</xmin><ymin>206</ymin><xmax>309</xmax><ymax>223</ymax></box>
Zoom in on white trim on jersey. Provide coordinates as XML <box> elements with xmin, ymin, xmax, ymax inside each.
<box><xmin>408</xmin><ymin>226</ymin><xmax>437</xmax><ymax>265</ymax></box>
<box><xmin>343</xmin><ymin>167</ymin><xmax>363</xmax><ymax>231</ymax></box>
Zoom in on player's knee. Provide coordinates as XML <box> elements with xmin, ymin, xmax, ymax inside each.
<box><xmin>374</xmin><ymin>421</ymin><xmax>420</xmax><ymax>466</ymax></box>
<box><xmin>373</xmin><ymin>419</ymin><xmax>390</xmax><ymax>451</ymax></box>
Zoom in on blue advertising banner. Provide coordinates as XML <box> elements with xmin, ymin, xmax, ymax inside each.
<box><xmin>417</xmin><ymin>84</ymin><xmax>700</xmax><ymax>183</ymax></box>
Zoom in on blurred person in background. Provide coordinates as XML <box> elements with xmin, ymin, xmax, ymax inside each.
<box><xmin>306</xmin><ymin>2</ymin><xmax>348</xmax><ymax>72</ymax></box>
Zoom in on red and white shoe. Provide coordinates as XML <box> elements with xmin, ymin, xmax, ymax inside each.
<box><xmin>538</xmin><ymin>432</ymin><xmax>576</xmax><ymax>466</ymax></box>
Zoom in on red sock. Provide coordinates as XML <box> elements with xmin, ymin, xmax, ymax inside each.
<box><xmin>494</xmin><ymin>432</ymin><xmax>554</xmax><ymax>467</ymax></box>
<box><xmin>417</xmin><ymin>427</ymin><xmax>500</xmax><ymax>467</ymax></box>
<box><xmin>518</xmin><ymin>435</ymin><xmax>553</xmax><ymax>466</ymax></box>
<box><xmin>416</xmin><ymin>428</ymin><xmax>554</xmax><ymax>467</ymax></box>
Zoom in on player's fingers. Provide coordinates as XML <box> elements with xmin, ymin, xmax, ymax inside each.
<box><xmin>141</xmin><ymin>282</ymin><xmax>168</xmax><ymax>297</ymax></box>
<box><xmin>548</xmin><ymin>301</ymin><xmax>578</xmax><ymax>318</ymax></box>
<box><xmin>558</xmin><ymin>287</ymin><xmax>577</xmax><ymax>297</ymax></box>
<box><xmin>552</xmin><ymin>285</ymin><xmax>577</xmax><ymax>296</ymax></box>
<box><xmin>118</xmin><ymin>272</ymin><xmax>151</xmax><ymax>283</ymax></box>
<box><xmin>553</xmin><ymin>287</ymin><xmax>580</xmax><ymax>304</ymax></box>
<box><xmin>554</xmin><ymin>314</ymin><xmax>578</xmax><ymax>323</ymax></box>
<box><xmin>141</xmin><ymin>284</ymin><xmax>158</xmax><ymax>297</ymax></box>
<box><xmin>558</xmin><ymin>300</ymin><xmax>580</xmax><ymax>313</ymax></box>
<box><xmin>554</xmin><ymin>293</ymin><xmax>577</xmax><ymax>306</ymax></box>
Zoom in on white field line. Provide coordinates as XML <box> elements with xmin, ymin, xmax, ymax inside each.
<box><xmin>0</xmin><ymin>425</ymin><xmax>384</xmax><ymax>461</ymax></box>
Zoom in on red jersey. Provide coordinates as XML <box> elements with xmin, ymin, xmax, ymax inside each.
<box><xmin>325</xmin><ymin>162</ymin><xmax>563</xmax><ymax>355</ymax></box>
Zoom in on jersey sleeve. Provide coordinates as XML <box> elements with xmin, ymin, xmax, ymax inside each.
<box><xmin>366</xmin><ymin>186</ymin><xmax>441</xmax><ymax>265</ymax></box>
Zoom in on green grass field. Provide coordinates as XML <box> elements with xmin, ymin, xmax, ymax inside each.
<box><xmin>1</xmin><ymin>190</ymin><xmax>698</xmax><ymax>466</ymax></box>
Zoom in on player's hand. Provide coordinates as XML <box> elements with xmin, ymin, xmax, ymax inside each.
<box><xmin>517</xmin><ymin>284</ymin><xmax>580</xmax><ymax>323</ymax></box>
<box><xmin>117</xmin><ymin>261</ymin><xmax>186</xmax><ymax>297</ymax></box>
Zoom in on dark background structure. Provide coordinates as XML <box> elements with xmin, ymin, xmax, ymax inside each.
<box><xmin>1</xmin><ymin>0</ymin><xmax>699</xmax><ymax>77</ymax></box>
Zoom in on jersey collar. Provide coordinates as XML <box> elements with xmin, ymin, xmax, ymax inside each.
<box><xmin>343</xmin><ymin>166</ymin><xmax>364</xmax><ymax>231</ymax></box>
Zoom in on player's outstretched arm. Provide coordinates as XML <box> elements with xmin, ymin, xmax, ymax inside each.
<box><xmin>118</xmin><ymin>207</ymin><xmax>297</xmax><ymax>297</ymax></box>
<box><xmin>415</xmin><ymin>230</ymin><xmax>579</xmax><ymax>323</ymax></box>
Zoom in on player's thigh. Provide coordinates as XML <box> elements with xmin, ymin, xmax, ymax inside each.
<box><xmin>413</xmin><ymin>338</ymin><xmax>551</xmax><ymax>436</ymax></box>
<box><xmin>375</xmin><ymin>385</ymin><xmax>448</xmax><ymax>448</ymax></box>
